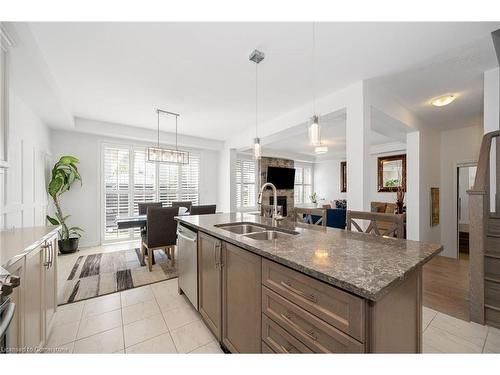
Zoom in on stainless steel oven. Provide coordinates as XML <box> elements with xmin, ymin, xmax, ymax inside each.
<box><xmin>0</xmin><ymin>297</ymin><xmax>15</xmax><ymax>353</ymax></box>
<box><xmin>1</xmin><ymin>266</ymin><xmax>19</xmax><ymax>354</ymax></box>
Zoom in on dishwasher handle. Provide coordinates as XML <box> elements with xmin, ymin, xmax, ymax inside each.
<box><xmin>177</xmin><ymin>227</ymin><xmax>197</xmax><ymax>242</ymax></box>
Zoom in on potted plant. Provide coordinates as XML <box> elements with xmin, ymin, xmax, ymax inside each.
<box><xmin>46</xmin><ymin>155</ymin><xmax>84</xmax><ymax>254</ymax></box>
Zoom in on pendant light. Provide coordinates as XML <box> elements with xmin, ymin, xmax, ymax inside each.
<box><xmin>249</xmin><ymin>49</ymin><xmax>265</xmax><ymax>159</ymax></box>
<box><xmin>309</xmin><ymin>22</ymin><xmax>321</xmax><ymax>146</ymax></box>
<box><xmin>147</xmin><ymin>109</ymin><xmax>189</xmax><ymax>164</ymax></box>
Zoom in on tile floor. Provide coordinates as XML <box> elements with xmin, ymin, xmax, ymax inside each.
<box><xmin>48</xmin><ymin>241</ymin><xmax>500</xmax><ymax>354</ymax></box>
<box><xmin>45</xmin><ymin>279</ymin><xmax>222</xmax><ymax>353</ymax></box>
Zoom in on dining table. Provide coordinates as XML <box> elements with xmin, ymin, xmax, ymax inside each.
<box><xmin>115</xmin><ymin>211</ymin><xmax>190</xmax><ymax>230</ymax></box>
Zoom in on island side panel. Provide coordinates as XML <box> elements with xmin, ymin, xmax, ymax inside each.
<box><xmin>366</xmin><ymin>267</ymin><xmax>422</xmax><ymax>353</ymax></box>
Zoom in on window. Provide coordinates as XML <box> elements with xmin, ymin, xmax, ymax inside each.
<box><xmin>103</xmin><ymin>144</ymin><xmax>200</xmax><ymax>242</ymax></box>
<box><xmin>294</xmin><ymin>164</ymin><xmax>313</xmax><ymax>204</ymax></box>
<box><xmin>236</xmin><ymin>158</ymin><xmax>256</xmax><ymax>209</ymax></box>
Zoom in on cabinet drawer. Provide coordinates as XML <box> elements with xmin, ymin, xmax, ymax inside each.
<box><xmin>262</xmin><ymin>259</ymin><xmax>364</xmax><ymax>341</ymax></box>
<box><xmin>262</xmin><ymin>342</ymin><xmax>275</xmax><ymax>353</ymax></box>
<box><xmin>262</xmin><ymin>314</ymin><xmax>312</xmax><ymax>353</ymax></box>
<box><xmin>262</xmin><ymin>286</ymin><xmax>364</xmax><ymax>353</ymax></box>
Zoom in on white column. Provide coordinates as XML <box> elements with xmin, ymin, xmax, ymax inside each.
<box><xmin>217</xmin><ymin>147</ymin><xmax>237</xmax><ymax>213</ymax></box>
<box><xmin>406</xmin><ymin>131</ymin><xmax>420</xmax><ymax>241</ymax></box>
<box><xmin>484</xmin><ymin>68</ymin><xmax>499</xmax><ymax>212</ymax></box>
<box><xmin>346</xmin><ymin>82</ymin><xmax>370</xmax><ymax>212</ymax></box>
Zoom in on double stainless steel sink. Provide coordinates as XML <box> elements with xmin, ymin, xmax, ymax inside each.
<box><xmin>215</xmin><ymin>222</ymin><xmax>298</xmax><ymax>241</ymax></box>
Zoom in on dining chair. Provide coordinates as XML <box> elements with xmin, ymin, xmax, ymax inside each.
<box><xmin>138</xmin><ymin>202</ymin><xmax>162</xmax><ymax>215</ymax></box>
<box><xmin>172</xmin><ymin>201</ymin><xmax>192</xmax><ymax>212</ymax></box>
<box><xmin>346</xmin><ymin>210</ymin><xmax>405</xmax><ymax>239</ymax></box>
<box><xmin>142</xmin><ymin>207</ymin><xmax>179</xmax><ymax>272</ymax></box>
<box><xmin>190</xmin><ymin>204</ymin><xmax>216</xmax><ymax>215</ymax></box>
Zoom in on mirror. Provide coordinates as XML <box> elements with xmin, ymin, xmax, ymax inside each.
<box><xmin>377</xmin><ymin>154</ymin><xmax>406</xmax><ymax>192</ymax></box>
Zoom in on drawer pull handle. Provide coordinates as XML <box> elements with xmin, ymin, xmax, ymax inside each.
<box><xmin>280</xmin><ymin>281</ymin><xmax>317</xmax><ymax>303</ymax></box>
<box><xmin>280</xmin><ymin>312</ymin><xmax>318</xmax><ymax>341</ymax></box>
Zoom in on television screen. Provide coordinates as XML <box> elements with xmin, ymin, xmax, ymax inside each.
<box><xmin>267</xmin><ymin>167</ymin><xmax>296</xmax><ymax>190</ymax></box>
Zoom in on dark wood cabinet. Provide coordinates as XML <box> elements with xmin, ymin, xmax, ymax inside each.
<box><xmin>222</xmin><ymin>241</ymin><xmax>262</xmax><ymax>353</ymax></box>
<box><xmin>198</xmin><ymin>231</ymin><xmax>222</xmax><ymax>340</ymax></box>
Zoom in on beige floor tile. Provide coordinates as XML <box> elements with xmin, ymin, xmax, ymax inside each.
<box><xmin>484</xmin><ymin>326</ymin><xmax>500</xmax><ymax>353</ymax></box>
<box><xmin>123</xmin><ymin>313</ymin><xmax>168</xmax><ymax>348</ymax></box>
<box><xmin>125</xmin><ymin>332</ymin><xmax>177</xmax><ymax>353</ymax></box>
<box><xmin>189</xmin><ymin>341</ymin><xmax>223</xmax><ymax>354</ymax></box>
<box><xmin>155</xmin><ymin>292</ymin><xmax>190</xmax><ymax>312</ymax></box>
<box><xmin>122</xmin><ymin>299</ymin><xmax>161</xmax><ymax>325</ymax></box>
<box><xmin>170</xmin><ymin>320</ymin><xmax>216</xmax><ymax>353</ymax></box>
<box><xmin>53</xmin><ymin>301</ymin><xmax>84</xmax><ymax>326</ymax></box>
<box><xmin>151</xmin><ymin>278</ymin><xmax>179</xmax><ymax>298</ymax></box>
<box><xmin>430</xmin><ymin>313</ymin><xmax>488</xmax><ymax>348</ymax></box>
<box><xmin>120</xmin><ymin>285</ymin><xmax>155</xmax><ymax>307</ymax></box>
<box><xmin>423</xmin><ymin>325</ymin><xmax>483</xmax><ymax>353</ymax></box>
<box><xmin>162</xmin><ymin>303</ymin><xmax>201</xmax><ymax>331</ymax></box>
<box><xmin>73</xmin><ymin>326</ymin><xmax>124</xmax><ymax>354</ymax></box>
<box><xmin>76</xmin><ymin>309</ymin><xmax>122</xmax><ymax>340</ymax></box>
<box><xmin>46</xmin><ymin>321</ymin><xmax>80</xmax><ymax>348</ymax></box>
<box><xmin>422</xmin><ymin>306</ymin><xmax>438</xmax><ymax>331</ymax></box>
<box><xmin>81</xmin><ymin>293</ymin><xmax>121</xmax><ymax>319</ymax></box>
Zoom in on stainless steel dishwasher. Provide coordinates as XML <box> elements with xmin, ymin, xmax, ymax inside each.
<box><xmin>177</xmin><ymin>224</ymin><xmax>198</xmax><ymax>310</ymax></box>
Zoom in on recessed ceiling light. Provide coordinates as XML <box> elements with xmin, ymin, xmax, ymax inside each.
<box><xmin>431</xmin><ymin>94</ymin><xmax>456</xmax><ymax>107</ymax></box>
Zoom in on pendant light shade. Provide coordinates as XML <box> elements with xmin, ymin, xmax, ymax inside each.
<box><xmin>253</xmin><ymin>138</ymin><xmax>262</xmax><ymax>159</ymax></box>
<box><xmin>309</xmin><ymin>115</ymin><xmax>320</xmax><ymax>146</ymax></box>
<box><xmin>314</xmin><ymin>144</ymin><xmax>328</xmax><ymax>154</ymax></box>
<box><xmin>147</xmin><ymin>109</ymin><xmax>189</xmax><ymax>164</ymax></box>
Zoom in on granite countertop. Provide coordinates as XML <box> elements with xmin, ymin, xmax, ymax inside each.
<box><xmin>0</xmin><ymin>226</ymin><xmax>60</xmax><ymax>268</ymax></box>
<box><xmin>176</xmin><ymin>213</ymin><xmax>442</xmax><ymax>301</ymax></box>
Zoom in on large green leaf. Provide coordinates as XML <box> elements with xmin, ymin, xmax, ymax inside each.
<box><xmin>68</xmin><ymin>226</ymin><xmax>84</xmax><ymax>232</ymax></box>
<box><xmin>48</xmin><ymin>177</ymin><xmax>63</xmax><ymax>197</ymax></box>
<box><xmin>60</xmin><ymin>155</ymin><xmax>80</xmax><ymax>165</ymax></box>
<box><xmin>46</xmin><ymin>215</ymin><xmax>60</xmax><ymax>225</ymax></box>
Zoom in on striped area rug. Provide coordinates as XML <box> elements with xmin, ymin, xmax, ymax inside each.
<box><xmin>59</xmin><ymin>248</ymin><xmax>178</xmax><ymax>305</ymax></box>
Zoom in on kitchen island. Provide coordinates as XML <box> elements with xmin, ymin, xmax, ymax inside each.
<box><xmin>176</xmin><ymin>213</ymin><xmax>442</xmax><ymax>353</ymax></box>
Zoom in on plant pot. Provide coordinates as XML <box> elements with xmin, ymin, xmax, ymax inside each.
<box><xmin>58</xmin><ymin>238</ymin><xmax>80</xmax><ymax>254</ymax></box>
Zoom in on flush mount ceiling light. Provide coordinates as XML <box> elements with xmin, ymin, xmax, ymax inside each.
<box><xmin>249</xmin><ymin>49</ymin><xmax>265</xmax><ymax>159</ymax></box>
<box><xmin>147</xmin><ymin>109</ymin><xmax>189</xmax><ymax>164</ymax></box>
<box><xmin>431</xmin><ymin>94</ymin><xmax>456</xmax><ymax>107</ymax></box>
<box><xmin>314</xmin><ymin>144</ymin><xmax>328</xmax><ymax>155</ymax></box>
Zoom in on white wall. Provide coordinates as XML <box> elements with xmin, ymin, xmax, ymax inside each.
<box><xmin>484</xmin><ymin>68</ymin><xmax>499</xmax><ymax>211</ymax></box>
<box><xmin>1</xmin><ymin>92</ymin><xmax>51</xmax><ymax>229</ymax></box>
<box><xmin>440</xmin><ymin>125</ymin><xmax>483</xmax><ymax>258</ymax></box>
<box><xmin>418</xmin><ymin>128</ymin><xmax>441</xmax><ymax>245</ymax></box>
<box><xmin>50</xmin><ymin>129</ymin><xmax>219</xmax><ymax>247</ymax></box>
<box><xmin>314</xmin><ymin>159</ymin><xmax>346</xmax><ymax>203</ymax></box>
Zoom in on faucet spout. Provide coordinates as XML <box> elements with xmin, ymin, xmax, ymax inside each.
<box><xmin>258</xmin><ymin>182</ymin><xmax>283</xmax><ymax>222</ymax></box>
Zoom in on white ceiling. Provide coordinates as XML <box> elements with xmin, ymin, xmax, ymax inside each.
<box><xmin>26</xmin><ymin>22</ymin><xmax>500</xmax><ymax>140</ymax></box>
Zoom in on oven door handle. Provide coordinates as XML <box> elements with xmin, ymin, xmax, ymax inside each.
<box><xmin>0</xmin><ymin>301</ymin><xmax>15</xmax><ymax>339</ymax></box>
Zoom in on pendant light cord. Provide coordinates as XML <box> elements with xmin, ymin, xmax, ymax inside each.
<box><xmin>175</xmin><ymin>115</ymin><xmax>178</xmax><ymax>151</ymax></box>
<box><xmin>255</xmin><ymin>62</ymin><xmax>258</xmax><ymax>138</ymax></box>
<box><xmin>157</xmin><ymin>110</ymin><xmax>160</xmax><ymax>148</ymax></box>
<box><xmin>312</xmin><ymin>22</ymin><xmax>316</xmax><ymax>115</ymax></box>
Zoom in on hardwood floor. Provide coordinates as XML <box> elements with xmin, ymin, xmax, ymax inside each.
<box><xmin>423</xmin><ymin>255</ymin><xmax>470</xmax><ymax>322</ymax></box>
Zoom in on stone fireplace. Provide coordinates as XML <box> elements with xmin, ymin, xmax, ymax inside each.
<box><xmin>258</xmin><ymin>156</ymin><xmax>295</xmax><ymax>217</ymax></box>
